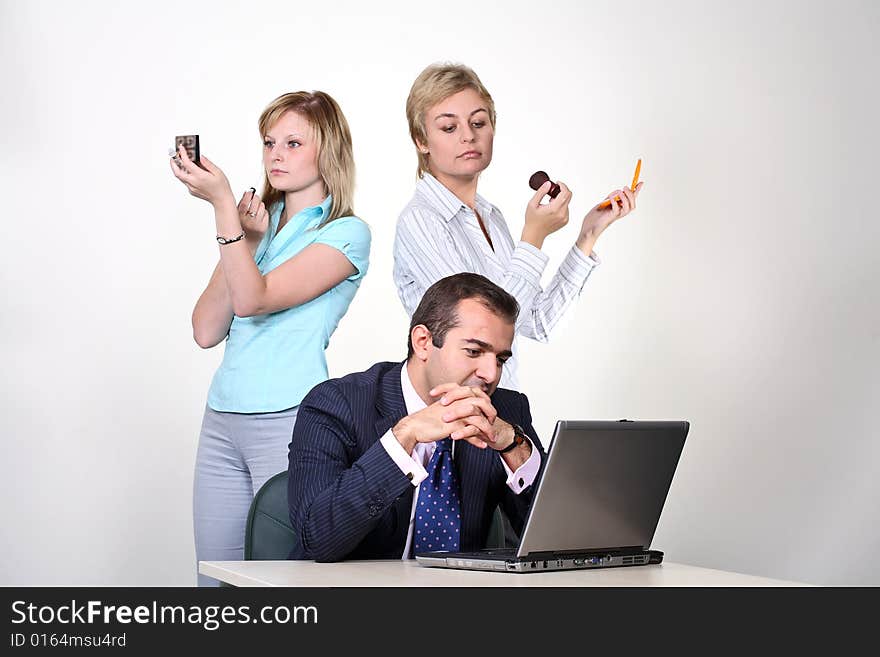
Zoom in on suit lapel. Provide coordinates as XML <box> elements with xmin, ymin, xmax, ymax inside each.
<box><xmin>374</xmin><ymin>360</ymin><xmax>408</xmax><ymax>440</ymax></box>
<box><xmin>372</xmin><ymin>361</ymin><xmax>415</xmax><ymax>554</ymax></box>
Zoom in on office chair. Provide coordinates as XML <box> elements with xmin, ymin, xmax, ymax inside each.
<box><xmin>244</xmin><ymin>471</ymin><xmax>299</xmax><ymax>560</ymax></box>
<box><xmin>485</xmin><ymin>506</ymin><xmax>521</xmax><ymax>549</ymax></box>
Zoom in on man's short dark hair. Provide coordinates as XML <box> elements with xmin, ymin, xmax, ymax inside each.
<box><xmin>406</xmin><ymin>273</ymin><xmax>519</xmax><ymax>358</ymax></box>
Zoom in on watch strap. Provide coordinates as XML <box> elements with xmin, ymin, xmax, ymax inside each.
<box><xmin>498</xmin><ymin>423</ymin><xmax>528</xmax><ymax>454</ymax></box>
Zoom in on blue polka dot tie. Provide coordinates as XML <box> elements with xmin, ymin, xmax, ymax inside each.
<box><xmin>413</xmin><ymin>438</ymin><xmax>461</xmax><ymax>554</ymax></box>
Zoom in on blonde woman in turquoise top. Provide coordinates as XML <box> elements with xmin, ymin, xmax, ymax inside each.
<box><xmin>170</xmin><ymin>91</ymin><xmax>371</xmax><ymax>585</ymax></box>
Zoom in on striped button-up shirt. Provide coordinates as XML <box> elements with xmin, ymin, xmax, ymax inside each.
<box><xmin>392</xmin><ymin>173</ymin><xmax>599</xmax><ymax>390</ymax></box>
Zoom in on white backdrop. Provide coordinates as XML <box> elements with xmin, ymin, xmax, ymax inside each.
<box><xmin>1</xmin><ymin>0</ymin><xmax>877</xmax><ymax>585</ymax></box>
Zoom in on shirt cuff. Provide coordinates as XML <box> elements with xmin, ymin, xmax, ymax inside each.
<box><xmin>570</xmin><ymin>242</ymin><xmax>601</xmax><ymax>267</ymax></box>
<box><xmin>380</xmin><ymin>430</ymin><xmax>427</xmax><ymax>486</ymax></box>
<box><xmin>500</xmin><ymin>441</ymin><xmax>542</xmax><ymax>494</ymax></box>
<box><xmin>562</xmin><ymin>245</ymin><xmax>600</xmax><ymax>292</ymax></box>
<box><xmin>510</xmin><ymin>241</ymin><xmax>550</xmax><ymax>285</ymax></box>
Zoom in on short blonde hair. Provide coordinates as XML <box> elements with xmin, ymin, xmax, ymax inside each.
<box><xmin>258</xmin><ymin>91</ymin><xmax>355</xmax><ymax>225</ymax></box>
<box><xmin>406</xmin><ymin>63</ymin><xmax>497</xmax><ymax>179</ymax></box>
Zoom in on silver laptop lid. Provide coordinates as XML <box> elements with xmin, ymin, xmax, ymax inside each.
<box><xmin>517</xmin><ymin>420</ymin><xmax>688</xmax><ymax>558</ymax></box>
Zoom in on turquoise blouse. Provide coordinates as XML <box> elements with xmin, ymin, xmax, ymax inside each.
<box><xmin>207</xmin><ymin>196</ymin><xmax>371</xmax><ymax>412</ymax></box>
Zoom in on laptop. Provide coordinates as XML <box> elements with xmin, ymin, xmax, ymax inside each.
<box><xmin>415</xmin><ymin>419</ymin><xmax>689</xmax><ymax>573</ymax></box>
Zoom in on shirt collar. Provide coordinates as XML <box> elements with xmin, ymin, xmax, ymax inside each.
<box><xmin>417</xmin><ymin>173</ymin><xmax>493</xmax><ymax>224</ymax></box>
<box><xmin>316</xmin><ymin>194</ymin><xmax>333</xmax><ymax>219</ymax></box>
<box><xmin>400</xmin><ymin>361</ymin><xmax>427</xmax><ymax>415</ymax></box>
<box><xmin>271</xmin><ymin>194</ymin><xmax>333</xmax><ymax>226</ymax></box>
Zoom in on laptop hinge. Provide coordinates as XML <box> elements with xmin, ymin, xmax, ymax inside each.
<box><xmin>520</xmin><ymin>547</ymin><xmax>646</xmax><ymax>560</ymax></box>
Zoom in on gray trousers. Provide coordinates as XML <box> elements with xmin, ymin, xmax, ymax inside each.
<box><xmin>193</xmin><ymin>404</ymin><xmax>297</xmax><ymax>586</ymax></box>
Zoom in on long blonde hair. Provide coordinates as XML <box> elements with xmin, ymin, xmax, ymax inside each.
<box><xmin>258</xmin><ymin>91</ymin><xmax>355</xmax><ymax>224</ymax></box>
<box><xmin>406</xmin><ymin>63</ymin><xmax>497</xmax><ymax>179</ymax></box>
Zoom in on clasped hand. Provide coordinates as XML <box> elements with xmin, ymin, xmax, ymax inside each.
<box><xmin>393</xmin><ymin>383</ymin><xmax>514</xmax><ymax>452</ymax></box>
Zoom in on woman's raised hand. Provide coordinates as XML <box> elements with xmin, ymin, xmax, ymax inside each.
<box><xmin>169</xmin><ymin>145</ymin><xmax>233</xmax><ymax>206</ymax></box>
<box><xmin>576</xmin><ymin>181</ymin><xmax>643</xmax><ymax>254</ymax></box>
<box><xmin>237</xmin><ymin>188</ymin><xmax>270</xmax><ymax>251</ymax></box>
<box><xmin>522</xmin><ymin>180</ymin><xmax>572</xmax><ymax>250</ymax></box>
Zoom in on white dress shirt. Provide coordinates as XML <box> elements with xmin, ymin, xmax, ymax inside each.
<box><xmin>393</xmin><ymin>172</ymin><xmax>600</xmax><ymax>390</ymax></box>
<box><xmin>379</xmin><ymin>363</ymin><xmax>541</xmax><ymax>559</ymax></box>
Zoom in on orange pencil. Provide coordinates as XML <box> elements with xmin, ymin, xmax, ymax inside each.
<box><xmin>631</xmin><ymin>158</ymin><xmax>642</xmax><ymax>190</ymax></box>
<box><xmin>598</xmin><ymin>158</ymin><xmax>641</xmax><ymax>209</ymax></box>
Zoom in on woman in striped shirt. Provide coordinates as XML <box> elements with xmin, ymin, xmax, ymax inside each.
<box><xmin>393</xmin><ymin>63</ymin><xmax>642</xmax><ymax>389</ymax></box>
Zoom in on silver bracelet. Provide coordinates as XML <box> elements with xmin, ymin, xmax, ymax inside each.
<box><xmin>216</xmin><ymin>231</ymin><xmax>245</xmax><ymax>245</ymax></box>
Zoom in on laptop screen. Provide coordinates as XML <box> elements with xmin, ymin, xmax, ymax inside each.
<box><xmin>516</xmin><ymin>420</ymin><xmax>688</xmax><ymax>558</ymax></box>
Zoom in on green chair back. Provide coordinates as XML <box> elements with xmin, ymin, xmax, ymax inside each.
<box><xmin>244</xmin><ymin>471</ymin><xmax>298</xmax><ymax>560</ymax></box>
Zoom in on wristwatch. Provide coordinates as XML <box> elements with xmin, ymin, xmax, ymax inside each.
<box><xmin>498</xmin><ymin>423</ymin><xmax>529</xmax><ymax>454</ymax></box>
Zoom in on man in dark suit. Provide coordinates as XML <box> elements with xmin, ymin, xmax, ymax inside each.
<box><xmin>287</xmin><ymin>273</ymin><xmax>544</xmax><ymax>561</ymax></box>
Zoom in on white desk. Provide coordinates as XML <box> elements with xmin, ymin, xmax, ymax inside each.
<box><xmin>199</xmin><ymin>559</ymin><xmax>805</xmax><ymax>587</ymax></box>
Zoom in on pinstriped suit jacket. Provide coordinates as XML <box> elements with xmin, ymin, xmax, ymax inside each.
<box><xmin>287</xmin><ymin>360</ymin><xmax>545</xmax><ymax>562</ymax></box>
